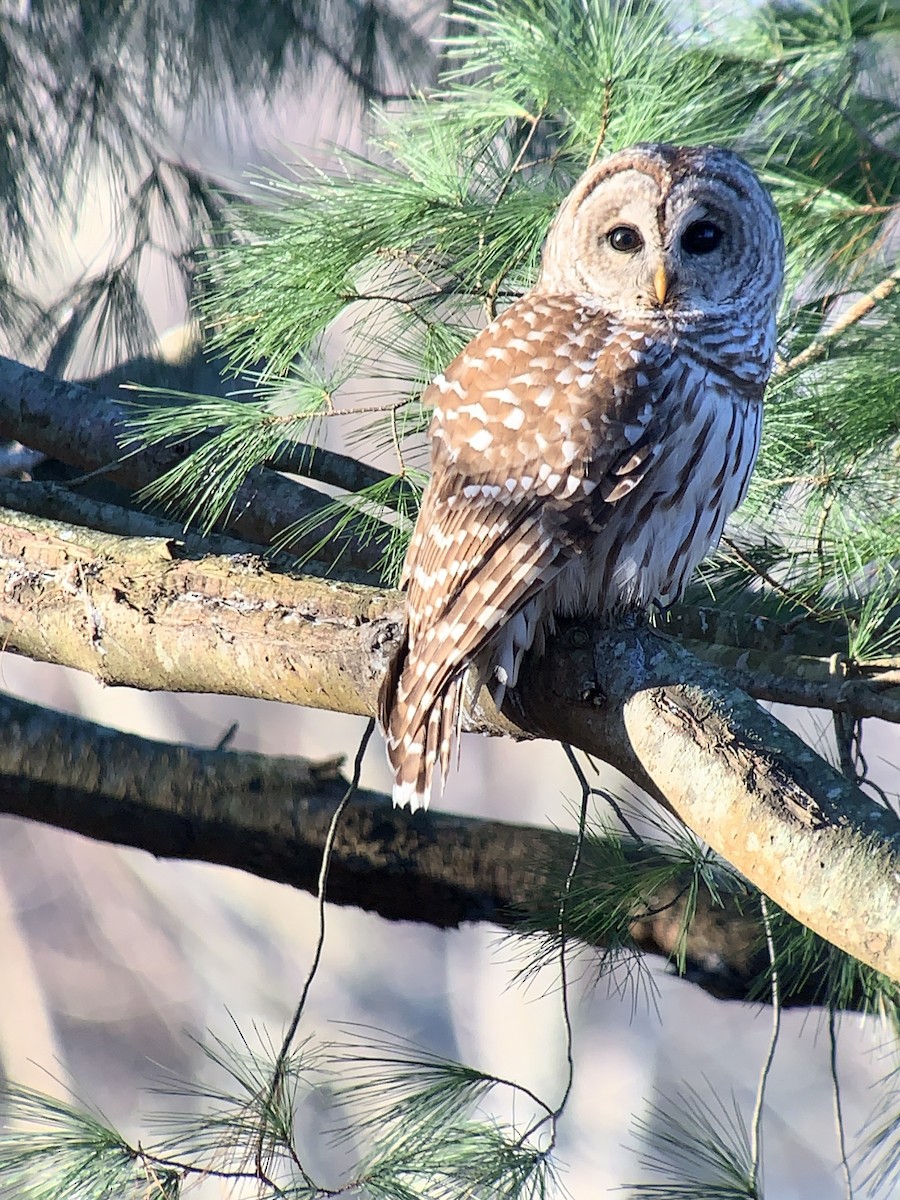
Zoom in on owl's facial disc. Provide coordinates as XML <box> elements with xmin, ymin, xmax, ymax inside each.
<box><xmin>539</xmin><ymin>147</ymin><xmax>781</xmax><ymax>317</ymax></box>
<box><xmin>659</xmin><ymin>178</ymin><xmax>758</xmax><ymax>311</ymax></box>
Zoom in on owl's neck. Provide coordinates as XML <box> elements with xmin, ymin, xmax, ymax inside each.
<box><xmin>565</xmin><ymin>293</ymin><xmax>777</xmax><ymax>388</ymax></box>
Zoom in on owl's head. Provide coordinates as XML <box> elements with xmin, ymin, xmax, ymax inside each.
<box><xmin>537</xmin><ymin>144</ymin><xmax>784</xmax><ymax>318</ymax></box>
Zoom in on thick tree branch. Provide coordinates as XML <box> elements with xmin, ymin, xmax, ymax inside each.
<box><xmin>0</xmin><ymin>692</ymin><xmax>844</xmax><ymax>1009</ymax></box>
<box><xmin>0</xmin><ymin>355</ymin><xmax>384</xmax><ymax>578</ymax></box>
<box><xmin>0</xmin><ymin>505</ymin><xmax>395</xmax><ymax>709</ymax></box>
<box><xmin>1</xmin><ymin>504</ymin><xmax>899</xmax><ymax>981</ymax></box>
<box><xmin>1</xmin><ymin>504</ymin><xmax>895</xmax><ymax>720</ymax></box>
<box><xmin>510</xmin><ymin>629</ymin><xmax>900</xmax><ymax>980</ymax></box>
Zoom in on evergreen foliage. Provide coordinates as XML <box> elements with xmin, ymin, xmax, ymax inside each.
<box><xmin>628</xmin><ymin>1083</ymin><xmax>759</xmax><ymax>1199</ymax></box>
<box><xmin>136</xmin><ymin>0</ymin><xmax>900</xmax><ymax>677</ymax></box>
<box><xmin>0</xmin><ymin>0</ymin><xmax>431</xmax><ymax>373</ymax></box>
<box><xmin>2</xmin><ymin>0</ymin><xmax>900</xmax><ymax>1197</ymax></box>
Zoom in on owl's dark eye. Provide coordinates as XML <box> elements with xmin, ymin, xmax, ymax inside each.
<box><xmin>607</xmin><ymin>224</ymin><xmax>643</xmax><ymax>253</ymax></box>
<box><xmin>681</xmin><ymin>220</ymin><xmax>723</xmax><ymax>255</ymax></box>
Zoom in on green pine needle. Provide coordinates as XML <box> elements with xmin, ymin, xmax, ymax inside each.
<box><xmin>0</xmin><ymin>1085</ymin><xmax>179</xmax><ymax>1199</ymax></box>
<box><xmin>626</xmin><ymin>1083</ymin><xmax>758</xmax><ymax>1200</ymax></box>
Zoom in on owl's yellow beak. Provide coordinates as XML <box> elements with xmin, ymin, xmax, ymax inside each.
<box><xmin>653</xmin><ymin>264</ymin><xmax>669</xmax><ymax>307</ymax></box>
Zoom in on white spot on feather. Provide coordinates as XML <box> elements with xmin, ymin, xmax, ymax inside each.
<box><xmin>468</xmin><ymin>428</ymin><xmax>493</xmax><ymax>452</ymax></box>
<box><xmin>485</xmin><ymin>387</ymin><xmax>519</xmax><ymax>404</ymax></box>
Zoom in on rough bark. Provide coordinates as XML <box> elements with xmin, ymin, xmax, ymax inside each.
<box><xmin>1</xmin><ymin>503</ymin><xmax>899</xmax><ymax>982</ymax></box>
<box><xmin>512</xmin><ymin>630</ymin><xmax>900</xmax><ymax>984</ymax></box>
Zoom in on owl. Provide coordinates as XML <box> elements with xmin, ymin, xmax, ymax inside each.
<box><xmin>378</xmin><ymin>142</ymin><xmax>784</xmax><ymax>810</ymax></box>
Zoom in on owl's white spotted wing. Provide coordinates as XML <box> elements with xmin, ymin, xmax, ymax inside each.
<box><xmin>376</xmin><ymin>142</ymin><xmax>781</xmax><ymax>811</ymax></box>
<box><xmin>379</xmin><ymin>294</ymin><xmax>673</xmax><ymax>808</ymax></box>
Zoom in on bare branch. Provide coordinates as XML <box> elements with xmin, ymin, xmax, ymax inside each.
<box><xmin>0</xmin><ymin>505</ymin><xmax>395</xmax><ymax>707</ymax></box>
<box><xmin>679</xmin><ymin>639</ymin><xmax>900</xmax><ymax>724</ymax></box>
<box><xmin>266</xmin><ymin>442</ymin><xmax>397</xmax><ymax>496</ymax></box>
<box><xmin>0</xmin><ymin>354</ymin><xmax>385</xmax><ymax>579</ymax></box>
<box><xmin>777</xmin><ymin>268</ymin><xmax>900</xmax><ymax>377</ymax></box>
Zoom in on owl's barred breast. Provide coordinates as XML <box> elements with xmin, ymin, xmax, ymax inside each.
<box><xmin>426</xmin><ymin>295</ymin><xmax>764</xmax><ymax>705</ymax></box>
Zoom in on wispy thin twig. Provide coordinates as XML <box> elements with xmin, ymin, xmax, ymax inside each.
<box><xmin>778</xmin><ymin>269</ymin><xmax>900</xmax><ymax>378</ymax></box>
<box><xmin>255</xmin><ymin>718</ymin><xmax>375</xmax><ymax>1184</ymax></box>
<box><xmin>829</xmin><ymin>1008</ymin><xmax>855</xmax><ymax>1200</ymax></box>
<box><xmin>749</xmin><ymin>893</ymin><xmax>780</xmax><ymax>1197</ymax></box>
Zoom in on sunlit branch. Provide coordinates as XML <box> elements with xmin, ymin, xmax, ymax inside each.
<box><xmin>777</xmin><ymin>269</ymin><xmax>900</xmax><ymax>378</ymax></box>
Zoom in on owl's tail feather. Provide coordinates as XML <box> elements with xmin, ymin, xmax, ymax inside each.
<box><xmin>379</xmin><ymin>645</ymin><xmax>464</xmax><ymax>811</ymax></box>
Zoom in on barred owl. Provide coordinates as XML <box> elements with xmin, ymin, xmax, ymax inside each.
<box><xmin>379</xmin><ymin>142</ymin><xmax>783</xmax><ymax>810</ymax></box>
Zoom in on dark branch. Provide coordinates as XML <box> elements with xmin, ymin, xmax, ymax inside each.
<box><xmin>266</xmin><ymin>441</ymin><xmax>399</xmax><ymax>497</ymax></box>
<box><xmin>0</xmin><ymin>354</ymin><xmax>384</xmax><ymax>579</ymax></box>
<box><xmin>0</xmin><ymin>690</ymin><xmax>854</xmax><ymax>1009</ymax></box>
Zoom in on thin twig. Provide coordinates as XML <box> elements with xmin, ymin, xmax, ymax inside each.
<box><xmin>777</xmin><ymin>269</ymin><xmax>900</xmax><ymax>378</ymax></box>
<box><xmin>720</xmin><ymin>535</ymin><xmax>824</xmax><ymax>619</ymax></box>
<box><xmin>323</xmin><ymin>397</ymin><xmax>415</xmax><ymax>418</ymax></box>
<box><xmin>749</xmin><ymin>894</ymin><xmax>781</xmax><ymax>1196</ymax></box>
<box><xmin>278</xmin><ymin>719</ymin><xmax>374</xmax><ymax>1058</ymax></box>
<box><xmin>565</xmin><ymin>748</ymin><xmax>645</xmax><ymax>843</ymax></box>
<box><xmin>829</xmin><ymin>1008</ymin><xmax>855</xmax><ymax>1200</ymax></box>
<box><xmin>587</xmin><ymin>79</ymin><xmax>614</xmax><ymax>168</ymax></box>
<box><xmin>137</xmin><ymin>1148</ymin><xmax>283</xmax><ymax>1192</ymax></box>
<box><xmin>345</xmin><ymin>288</ymin><xmax>457</xmax><ymax>306</ymax></box>
<box><xmin>814</xmin><ymin>490</ymin><xmax>837</xmax><ymax>571</ymax></box>
<box><xmin>554</xmin><ymin>746</ymin><xmax>592</xmax><ymax>1117</ymax></box>
<box><xmin>389</xmin><ymin>399</ymin><xmax>406</xmax><ymax>478</ymax></box>
<box><xmin>492</xmin><ymin>110</ymin><xmax>544</xmax><ymax>210</ymax></box>
<box><xmin>518</xmin><ymin>744</ymin><xmax>591</xmax><ymax>1152</ymax></box>
<box><xmin>255</xmin><ymin>718</ymin><xmax>375</xmax><ymax>1184</ymax></box>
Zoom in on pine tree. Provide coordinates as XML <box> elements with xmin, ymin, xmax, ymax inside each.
<box><xmin>1</xmin><ymin>0</ymin><xmax>899</xmax><ymax>1196</ymax></box>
